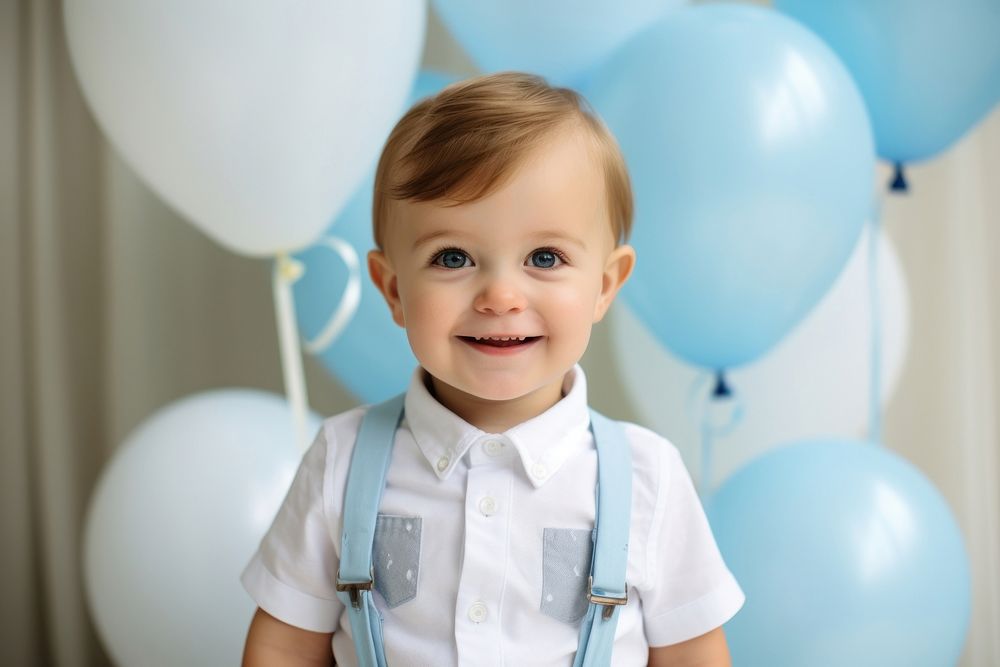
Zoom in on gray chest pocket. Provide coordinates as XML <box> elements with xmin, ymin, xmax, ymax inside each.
<box><xmin>540</xmin><ymin>527</ymin><xmax>595</xmax><ymax>624</ymax></box>
<box><xmin>372</xmin><ymin>514</ymin><xmax>422</xmax><ymax>608</ymax></box>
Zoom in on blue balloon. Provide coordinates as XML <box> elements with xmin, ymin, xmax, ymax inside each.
<box><xmin>585</xmin><ymin>4</ymin><xmax>875</xmax><ymax>370</ymax></box>
<box><xmin>775</xmin><ymin>0</ymin><xmax>1000</xmax><ymax>164</ymax></box>
<box><xmin>292</xmin><ymin>71</ymin><xmax>458</xmax><ymax>402</ymax></box>
<box><xmin>432</xmin><ymin>0</ymin><xmax>683</xmax><ymax>86</ymax></box>
<box><xmin>707</xmin><ymin>440</ymin><xmax>971</xmax><ymax>667</ymax></box>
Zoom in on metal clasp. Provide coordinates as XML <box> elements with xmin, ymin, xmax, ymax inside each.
<box><xmin>337</xmin><ymin>568</ymin><xmax>374</xmax><ymax>610</ymax></box>
<box><xmin>587</xmin><ymin>576</ymin><xmax>628</xmax><ymax>620</ymax></box>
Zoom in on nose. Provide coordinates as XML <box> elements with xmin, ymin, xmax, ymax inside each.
<box><xmin>473</xmin><ymin>271</ymin><xmax>527</xmax><ymax>315</ymax></box>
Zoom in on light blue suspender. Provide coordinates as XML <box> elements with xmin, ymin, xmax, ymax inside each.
<box><xmin>335</xmin><ymin>395</ymin><xmax>404</xmax><ymax>666</ymax></box>
<box><xmin>336</xmin><ymin>394</ymin><xmax>632</xmax><ymax>666</ymax></box>
<box><xmin>574</xmin><ymin>409</ymin><xmax>632</xmax><ymax>666</ymax></box>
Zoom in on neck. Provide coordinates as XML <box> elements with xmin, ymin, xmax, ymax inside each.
<box><xmin>427</xmin><ymin>374</ymin><xmax>566</xmax><ymax>433</ymax></box>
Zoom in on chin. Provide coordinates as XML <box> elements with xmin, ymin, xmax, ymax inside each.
<box><xmin>437</xmin><ymin>372</ymin><xmax>530</xmax><ymax>400</ymax></box>
<box><xmin>460</xmin><ymin>382</ymin><xmax>533</xmax><ymax>403</ymax></box>
<box><xmin>472</xmin><ymin>373</ymin><xmax>568</xmax><ymax>403</ymax></box>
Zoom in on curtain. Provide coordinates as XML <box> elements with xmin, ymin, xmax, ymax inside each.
<box><xmin>2</xmin><ymin>1</ymin><xmax>997</xmax><ymax>665</ymax></box>
<box><xmin>3</xmin><ymin>1</ymin><xmax>108</xmax><ymax>664</ymax></box>
<box><xmin>878</xmin><ymin>116</ymin><xmax>1000</xmax><ymax>666</ymax></box>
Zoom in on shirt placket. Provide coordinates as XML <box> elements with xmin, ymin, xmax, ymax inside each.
<box><xmin>454</xmin><ymin>436</ymin><xmax>515</xmax><ymax>666</ymax></box>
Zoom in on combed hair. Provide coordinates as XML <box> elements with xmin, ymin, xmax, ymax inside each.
<box><xmin>372</xmin><ymin>72</ymin><xmax>633</xmax><ymax>249</ymax></box>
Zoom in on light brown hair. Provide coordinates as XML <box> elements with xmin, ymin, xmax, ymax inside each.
<box><xmin>372</xmin><ymin>72</ymin><xmax>633</xmax><ymax>249</ymax></box>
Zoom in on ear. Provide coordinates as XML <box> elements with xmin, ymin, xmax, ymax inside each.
<box><xmin>593</xmin><ymin>244</ymin><xmax>636</xmax><ymax>323</ymax></box>
<box><xmin>368</xmin><ymin>249</ymin><xmax>405</xmax><ymax>327</ymax></box>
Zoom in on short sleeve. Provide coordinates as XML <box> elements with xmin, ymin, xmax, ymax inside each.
<box><xmin>240</xmin><ymin>424</ymin><xmax>345</xmax><ymax>633</ymax></box>
<box><xmin>639</xmin><ymin>445</ymin><xmax>744</xmax><ymax>647</ymax></box>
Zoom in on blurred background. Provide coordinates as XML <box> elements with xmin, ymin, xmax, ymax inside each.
<box><xmin>2</xmin><ymin>0</ymin><xmax>998</xmax><ymax>665</ymax></box>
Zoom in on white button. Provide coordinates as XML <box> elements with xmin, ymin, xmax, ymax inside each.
<box><xmin>484</xmin><ymin>439</ymin><xmax>505</xmax><ymax>457</ymax></box>
<box><xmin>478</xmin><ymin>496</ymin><xmax>497</xmax><ymax>516</ymax></box>
<box><xmin>531</xmin><ymin>463</ymin><xmax>549</xmax><ymax>480</ymax></box>
<box><xmin>436</xmin><ymin>456</ymin><xmax>450</xmax><ymax>472</ymax></box>
<box><xmin>468</xmin><ymin>601</ymin><xmax>488</xmax><ymax>623</ymax></box>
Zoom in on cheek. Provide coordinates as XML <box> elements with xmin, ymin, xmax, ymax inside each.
<box><xmin>399</xmin><ymin>282</ymin><xmax>458</xmax><ymax>332</ymax></box>
<box><xmin>541</xmin><ymin>280</ymin><xmax>602</xmax><ymax>323</ymax></box>
<box><xmin>536</xmin><ymin>289</ymin><xmax>600</xmax><ymax>358</ymax></box>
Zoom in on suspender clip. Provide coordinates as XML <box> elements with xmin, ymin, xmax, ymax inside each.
<box><xmin>587</xmin><ymin>576</ymin><xmax>628</xmax><ymax>620</ymax></box>
<box><xmin>337</xmin><ymin>569</ymin><xmax>374</xmax><ymax>610</ymax></box>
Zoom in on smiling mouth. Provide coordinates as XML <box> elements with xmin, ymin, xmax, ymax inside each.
<box><xmin>458</xmin><ymin>335</ymin><xmax>542</xmax><ymax>348</ymax></box>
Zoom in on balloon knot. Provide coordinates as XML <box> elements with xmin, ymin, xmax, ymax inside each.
<box><xmin>889</xmin><ymin>162</ymin><xmax>909</xmax><ymax>193</ymax></box>
<box><xmin>712</xmin><ymin>370</ymin><xmax>732</xmax><ymax>399</ymax></box>
<box><xmin>276</xmin><ymin>253</ymin><xmax>305</xmax><ymax>284</ymax></box>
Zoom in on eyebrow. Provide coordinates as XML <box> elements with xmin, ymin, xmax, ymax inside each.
<box><xmin>412</xmin><ymin>229</ymin><xmax>459</xmax><ymax>249</ymax></box>
<box><xmin>412</xmin><ymin>228</ymin><xmax>588</xmax><ymax>250</ymax></box>
<box><xmin>529</xmin><ymin>230</ymin><xmax>588</xmax><ymax>250</ymax></box>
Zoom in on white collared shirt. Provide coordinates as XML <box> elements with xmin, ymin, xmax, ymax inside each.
<box><xmin>241</xmin><ymin>365</ymin><xmax>744</xmax><ymax>666</ymax></box>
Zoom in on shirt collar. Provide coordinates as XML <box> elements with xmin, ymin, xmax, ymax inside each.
<box><xmin>403</xmin><ymin>365</ymin><xmax>592</xmax><ymax>487</ymax></box>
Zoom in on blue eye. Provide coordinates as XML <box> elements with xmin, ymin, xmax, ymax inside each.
<box><xmin>529</xmin><ymin>249</ymin><xmax>562</xmax><ymax>269</ymax></box>
<box><xmin>432</xmin><ymin>249</ymin><xmax>471</xmax><ymax>269</ymax></box>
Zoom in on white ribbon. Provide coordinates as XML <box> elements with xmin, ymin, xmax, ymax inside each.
<box><xmin>686</xmin><ymin>371</ymin><xmax>746</xmax><ymax>498</ymax></box>
<box><xmin>271</xmin><ymin>236</ymin><xmax>362</xmax><ymax>453</ymax></box>
<box><xmin>273</xmin><ymin>253</ymin><xmax>311</xmax><ymax>453</ymax></box>
<box><xmin>302</xmin><ymin>236</ymin><xmax>362</xmax><ymax>355</ymax></box>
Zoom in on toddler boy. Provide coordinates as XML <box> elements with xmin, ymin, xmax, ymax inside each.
<box><xmin>241</xmin><ymin>72</ymin><xmax>744</xmax><ymax>666</ymax></box>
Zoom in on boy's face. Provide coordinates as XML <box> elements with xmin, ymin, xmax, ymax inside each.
<box><xmin>369</xmin><ymin>127</ymin><xmax>635</xmax><ymax>421</ymax></box>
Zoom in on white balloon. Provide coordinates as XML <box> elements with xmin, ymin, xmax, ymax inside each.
<box><xmin>64</xmin><ymin>1</ymin><xmax>426</xmax><ymax>257</ymax></box>
<box><xmin>610</xmin><ymin>226</ymin><xmax>910</xmax><ymax>488</ymax></box>
<box><xmin>83</xmin><ymin>390</ymin><xmax>322</xmax><ymax>667</ymax></box>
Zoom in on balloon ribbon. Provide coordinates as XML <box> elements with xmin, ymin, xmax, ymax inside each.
<box><xmin>273</xmin><ymin>253</ymin><xmax>311</xmax><ymax>454</ymax></box>
<box><xmin>688</xmin><ymin>369</ymin><xmax>745</xmax><ymax>500</ymax></box>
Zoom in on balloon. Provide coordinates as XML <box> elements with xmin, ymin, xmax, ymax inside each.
<box><xmin>609</xmin><ymin>226</ymin><xmax>909</xmax><ymax>487</ymax></box>
<box><xmin>707</xmin><ymin>439</ymin><xmax>971</xmax><ymax>666</ymax></box>
<box><xmin>293</xmin><ymin>71</ymin><xmax>459</xmax><ymax>402</ymax></box>
<box><xmin>775</xmin><ymin>0</ymin><xmax>1000</xmax><ymax>164</ymax></box>
<box><xmin>65</xmin><ymin>1</ymin><xmax>426</xmax><ymax>257</ymax></box>
<box><xmin>83</xmin><ymin>390</ymin><xmax>321</xmax><ymax>667</ymax></box>
<box><xmin>431</xmin><ymin>0</ymin><xmax>682</xmax><ymax>86</ymax></box>
<box><xmin>585</xmin><ymin>4</ymin><xmax>875</xmax><ymax>369</ymax></box>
